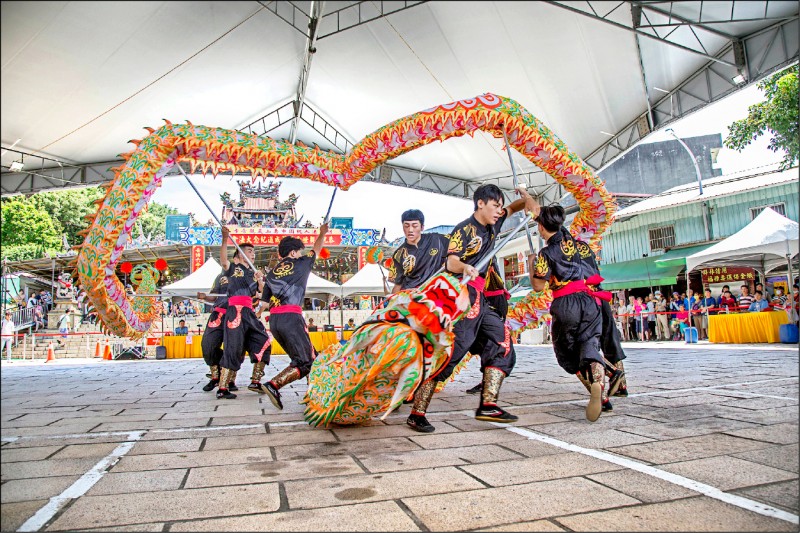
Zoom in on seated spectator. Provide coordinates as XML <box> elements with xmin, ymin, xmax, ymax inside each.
<box><xmin>670</xmin><ymin>304</ymin><xmax>689</xmax><ymax>340</ymax></box>
<box><xmin>771</xmin><ymin>287</ymin><xmax>788</xmax><ymax>308</ymax></box>
<box><xmin>748</xmin><ymin>291</ymin><xmax>770</xmax><ymax>312</ymax></box>
<box><xmin>737</xmin><ymin>285</ymin><xmax>753</xmax><ymax>311</ymax></box>
<box><xmin>343</xmin><ymin>318</ymin><xmax>356</xmax><ymax>331</ymax></box>
<box><xmin>33</xmin><ymin>305</ymin><xmax>45</xmax><ymax>332</ymax></box>
<box><xmin>719</xmin><ymin>290</ymin><xmax>737</xmax><ymax>312</ymax></box>
<box><xmin>307</xmin><ymin>318</ymin><xmax>318</xmax><ymax>332</ymax></box>
<box><xmin>174</xmin><ymin>319</ymin><xmax>189</xmax><ymax>335</ymax></box>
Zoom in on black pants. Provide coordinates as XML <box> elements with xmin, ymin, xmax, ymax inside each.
<box><xmin>221</xmin><ymin>305</ymin><xmax>271</xmax><ymax>372</ymax></box>
<box><xmin>600</xmin><ymin>300</ymin><xmax>626</xmax><ymax>364</ymax></box>
<box><xmin>201</xmin><ymin>308</ymin><xmax>225</xmax><ymax>368</ymax></box>
<box><xmin>551</xmin><ymin>292</ymin><xmax>603</xmax><ymax>375</ymax></box>
<box><xmin>436</xmin><ymin>287</ymin><xmax>515</xmax><ymax>381</ymax></box>
<box><xmin>269</xmin><ymin>312</ymin><xmax>316</xmax><ymax>377</ymax></box>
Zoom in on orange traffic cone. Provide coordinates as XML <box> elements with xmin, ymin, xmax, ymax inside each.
<box><xmin>94</xmin><ymin>341</ymin><xmax>101</xmax><ymax>358</ymax></box>
<box><xmin>103</xmin><ymin>342</ymin><xmax>113</xmax><ymax>361</ymax></box>
<box><xmin>45</xmin><ymin>343</ymin><xmax>56</xmax><ymax>363</ymax></box>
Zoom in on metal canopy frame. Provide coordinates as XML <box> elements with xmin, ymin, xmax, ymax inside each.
<box><xmin>1</xmin><ymin>1</ymin><xmax>796</xmax><ymax>201</ymax></box>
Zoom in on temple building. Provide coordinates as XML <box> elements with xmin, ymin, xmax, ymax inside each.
<box><xmin>220</xmin><ymin>180</ymin><xmax>306</xmax><ymax>228</ymax></box>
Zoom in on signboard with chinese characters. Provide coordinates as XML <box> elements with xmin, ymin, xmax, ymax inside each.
<box><xmin>190</xmin><ymin>246</ymin><xmax>205</xmax><ymax>272</ymax></box>
<box><xmin>179</xmin><ymin>226</ymin><xmax>382</xmax><ymax>247</ymax></box>
<box><xmin>165</xmin><ymin>215</ymin><xmax>191</xmax><ymax>242</ymax></box>
<box><xmin>330</xmin><ymin>217</ymin><xmax>353</xmax><ymax>230</ymax></box>
<box><xmin>229</xmin><ymin>228</ymin><xmax>343</xmax><ymax>247</ymax></box>
<box><xmin>357</xmin><ymin>247</ymin><xmax>368</xmax><ymax>270</ymax></box>
<box><xmin>700</xmin><ymin>266</ymin><xmax>755</xmax><ymax>285</ymax></box>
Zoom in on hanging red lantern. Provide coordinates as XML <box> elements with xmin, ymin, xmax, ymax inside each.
<box><xmin>154</xmin><ymin>258</ymin><xmax>168</xmax><ymax>271</ymax></box>
<box><xmin>119</xmin><ymin>262</ymin><xmax>133</xmax><ymax>274</ymax></box>
<box><xmin>319</xmin><ymin>248</ymin><xmax>331</xmax><ymax>260</ymax></box>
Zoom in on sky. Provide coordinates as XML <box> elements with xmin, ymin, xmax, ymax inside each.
<box><xmin>150</xmin><ymin>82</ymin><xmax>785</xmax><ymax>241</ymax></box>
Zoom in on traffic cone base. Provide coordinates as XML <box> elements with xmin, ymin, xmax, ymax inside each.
<box><xmin>94</xmin><ymin>341</ymin><xmax>101</xmax><ymax>358</ymax></box>
<box><xmin>45</xmin><ymin>343</ymin><xmax>55</xmax><ymax>363</ymax></box>
<box><xmin>103</xmin><ymin>343</ymin><xmax>113</xmax><ymax>360</ymax></box>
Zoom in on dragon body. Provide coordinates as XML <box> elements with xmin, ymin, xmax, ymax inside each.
<box><xmin>75</xmin><ymin>93</ymin><xmax>615</xmax><ymax>339</ymax></box>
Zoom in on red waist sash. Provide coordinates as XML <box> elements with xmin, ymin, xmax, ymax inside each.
<box><xmin>552</xmin><ymin>279</ymin><xmax>612</xmax><ymax>303</ymax></box>
<box><xmin>213</xmin><ymin>306</ymin><xmax>227</xmax><ymax>314</ymax></box>
<box><xmin>270</xmin><ymin>304</ymin><xmax>303</xmax><ymax>314</ymax></box>
<box><xmin>228</xmin><ymin>295</ymin><xmax>253</xmax><ymax>308</ymax></box>
<box><xmin>467</xmin><ymin>276</ymin><xmax>486</xmax><ymax>293</ymax></box>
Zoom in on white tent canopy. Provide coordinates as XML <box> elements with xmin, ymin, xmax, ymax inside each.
<box><xmin>341</xmin><ymin>263</ymin><xmax>392</xmax><ymax>296</ymax></box>
<box><xmin>306</xmin><ymin>272</ymin><xmax>342</xmax><ymax>297</ymax></box>
<box><xmin>686</xmin><ymin>208</ymin><xmax>800</xmax><ymax>275</ymax></box>
<box><xmin>160</xmin><ymin>258</ymin><xmax>222</xmax><ymax>297</ymax></box>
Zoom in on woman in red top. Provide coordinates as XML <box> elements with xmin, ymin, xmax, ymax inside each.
<box><xmin>719</xmin><ymin>290</ymin><xmax>737</xmax><ymax>313</ymax></box>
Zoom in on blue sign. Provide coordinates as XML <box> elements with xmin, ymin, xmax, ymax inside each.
<box><xmin>165</xmin><ymin>215</ymin><xmax>191</xmax><ymax>242</ymax></box>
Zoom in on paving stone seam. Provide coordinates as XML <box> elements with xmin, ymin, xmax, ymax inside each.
<box><xmin>453</xmin><ymin>465</ymin><xmax>494</xmax><ymax>489</ymax></box>
<box><xmin>16</xmin><ymin>430</ymin><xmax>145</xmax><ymax>532</ymax></box>
<box><xmin>394</xmin><ymin>498</ymin><xmax>430</xmax><ymax>532</ymax></box>
<box><xmin>496</xmin><ymin>424</ymin><xmax>800</xmax><ymax>525</ymax></box>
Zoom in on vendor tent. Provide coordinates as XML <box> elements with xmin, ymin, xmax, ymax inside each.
<box><xmin>686</xmin><ymin>208</ymin><xmax>799</xmax><ymax>275</ymax></box>
<box><xmin>341</xmin><ymin>264</ymin><xmax>392</xmax><ymax>296</ymax></box>
<box><xmin>306</xmin><ymin>273</ymin><xmax>342</xmax><ymax>296</ymax></box>
<box><xmin>161</xmin><ymin>258</ymin><xmax>222</xmax><ymax>297</ymax></box>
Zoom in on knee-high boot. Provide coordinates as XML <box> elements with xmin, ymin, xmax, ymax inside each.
<box><xmin>263</xmin><ymin>366</ymin><xmax>302</xmax><ymax>410</ymax></box>
<box><xmin>612</xmin><ymin>360</ymin><xmax>628</xmax><ymax>396</ymax></box>
<box><xmin>585</xmin><ymin>362</ymin><xmax>605</xmax><ymax>422</ymax></box>
<box><xmin>216</xmin><ymin>367</ymin><xmax>237</xmax><ymax>400</ymax></box>
<box><xmin>406</xmin><ymin>380</ymin><xmax>437</xmax><ymax>433</ymax></box>
<box><xmin>475</xmin><ymin>368</ymin><xmax>518</xmax><ymax>423</ymax></box>
<box><xmin>248</xmin><ymin>361</ymin><xmax>267</xmax><ymax>393</ymax></box>
<box><xmin>202</xmin><ymin>365</ymin><xmax>219</xmax><ymax>392</ymax></box>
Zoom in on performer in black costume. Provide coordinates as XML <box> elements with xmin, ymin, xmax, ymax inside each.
<box><xmin>257</xmin><ymin>223</ymin><xmax>329</xmax><ymax>410</ymax></box>
<box><xmin>407</xmin><ymin>184</ymin><xmax>538</xmax><ymax>432</ymax></box>
<box><xmin>529</xmin><ymin>205</ymin><xmax>618</xmax><ymax>422</ymax></box>
<box><xmin>388</xmin><ymin>210</ymin><xmax>449</xmax><ymax>294</ymax></box>
<box><xmin>216</xmin><ymin>227</ymin><xmax>271</xmax><ymax>400</ymax></box>
<box><xmin>198</xmin><ymin>272</ymin><xmax>229</xmax><ymax>392</ymax></box>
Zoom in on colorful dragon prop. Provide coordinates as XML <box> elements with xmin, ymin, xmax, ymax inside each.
<box><xmin>74</xmin><ymin>92</ymin><xmax>615</xmax><ymax>339</ymax></box>
<box><xmin>303</xmin><ymin>272</ymin><xmax>466</xmax><ymax>426</ymax></box>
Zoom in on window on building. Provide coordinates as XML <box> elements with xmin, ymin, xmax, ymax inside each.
<box><xmin>750</xmin><ymin>203</ymin><xmax>786</xmax><ymax>219</ymax></box>
<box><xmin>648</xmin><ymin>225</ymin><xmax>675</xmax><ymax>251</ymax></box>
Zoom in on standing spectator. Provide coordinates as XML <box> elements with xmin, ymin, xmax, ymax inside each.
<box><xmin>654</xmin><ymin>291</ymin><xmax>669</xmax><ymax>340</ymax></box>
<box><xmin>738</xmin><ymin>285</ymin><xmax>753</xmax><ymax>312</ymax></box>
<box><xmin>26</xmin><ymin>293</ymin><xmax>38</xmax><ymax>309</ymax></box>
<box><xmin>646</xmin><ymin>296</ymin><xmax>656</xmax><ymax>341</ymax></box>
<box><xmin>669</xmin><ymin>292</ymin><xmax>682</xmax><ymax>322</ymax></box>
<box><xmin>626</xmin><ymin>296</ymin><xmax>637</xmax><ymax>342</ymax></box>
<box><xmin>615</xmin><ymin>299</ymin><xmax>628</xmax><ymax>341</ymax></box>
<box><xmin>790</xmin><ymin>284</ymin><xmax>800</xmax><ymax>324</ymax></box>
<box><xmin>696</xmin><ymin>288</ymin><xmax>716</xmax><ymax>340</ymax></box>
<box><xmin>1</xmin><ymin>310</ymin><xmax>14</xmax><ymax>361</ymax></box>
<box><xmin>719</xmin><ymin>290</ymin><xmax>737</xmax><ymax>313</ymax></box>
<box><xmin>748</xmin><ymin>291</ymin><xmax>770</xmax><ymax>312</ymax></box>
<box><xmin>683</xmin><ymin>288</ymin><xmax>697</xmax><ymax>314</ymax></box>
<box><xmin>755</xmin><ymin>282</ymin><xmax>770</xmax><ymax>300</ymax></box>
<box><xmin>634</xmin><ymin>297</ymin><xmax>645</xmax><ymax>341</ymax></box>
<box><xmin>56</xmin><ymin>307</ymin><xmax>72</xmax><ymax>347</ymax></box>
<box><xmin>718</xmin><ymin>285</ymin><xmax>730</xmax><ymax>302</ymax></box>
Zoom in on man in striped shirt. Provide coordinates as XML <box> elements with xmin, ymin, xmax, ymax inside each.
<box><xmin>737</xmin><ymin>285</ymin><xmax>753</xmax><ymax>312</ymax></box>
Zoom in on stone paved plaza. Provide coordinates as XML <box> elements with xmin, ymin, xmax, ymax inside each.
<box><xmin>1</xmin><ymin>342</ymin><xmax>798</xmax><ymax>532</ymax></box>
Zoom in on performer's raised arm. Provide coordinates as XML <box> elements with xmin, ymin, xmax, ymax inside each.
<box><xmin>312</xmin><ymin>222</ymin><xmax>329</xmax><ymax>258</ymax></box>
<box><xmin>220</xmin><ymin>226</ymin><xmax>231</xmax><ymax>271</ymax></box>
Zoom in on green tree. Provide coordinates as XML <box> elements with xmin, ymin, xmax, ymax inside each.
<box><xmin>1</xmin><ymin>198</ymin><xmax>61</xmax><ymax>260</ymax></box>
<box><xmin>725</xmin><ymin>65</ymin><xmax>799</xmax><ymax>169</ymax></box>
<box><xmin>29</xmin><ymin>187</ymin><xmax>104</xmax><ymax>246</ymax></box>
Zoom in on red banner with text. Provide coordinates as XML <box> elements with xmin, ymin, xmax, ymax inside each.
<box><xmin>230</xmin><ymin>228</ymin><xmax>342</xmax><ymax>247</ymax></box>
<box><xmin>358</xmin><ymin>247</ymin><xmax>368</xmax><ymax>270</ymax></box>
<box><xmin>190</xmin><ymin>246</ymin><xmax>205</xmax><ymax>272</ymax></box>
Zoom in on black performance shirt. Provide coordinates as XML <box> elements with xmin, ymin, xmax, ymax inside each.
<box><xmin>261</xmin><ymin>253</ymin><xmax>315</xmax><ymax>307</ymax></box>
<box><xmin>210</xmin><ymin>273</ymin><xmax>229</xmax><ymax>308</ymax></box>
<box><xmin>224</xmin><ymin>262</ymin><xmax>259</xmax><ymax>297</ymax></box>
<box><xmin>532</xmin><ymin>228</ymin><xmax>586</xmax><ymax>290</ymax></box>
<box><xmin>389</xmin><ymin>233</ymin><xmax>449</xmax><ymax>290</ymax></box>
<box><xmin>447</xmin><ymin>212</ymin><xmax>508</xmax><ymax>277</ymax></box>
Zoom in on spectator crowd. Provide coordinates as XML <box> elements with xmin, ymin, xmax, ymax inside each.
<box><xmin>613</xmin><ymin>283</ymin><xmax>799</xmax><ymax>342</ymax></box>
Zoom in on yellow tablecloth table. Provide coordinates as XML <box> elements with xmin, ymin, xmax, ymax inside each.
<box><xmin>709</xmin><ymin>311</ymin><xmax>789</xmax><ymax>343</ymax></box>
<box><xmin>271</xmin><ymin>331</ymin><xmax>340</xmax><ymax>355</ymax></box>
<box><xmin>162</xmin><ymin>335</ymin><xmax>204</xmax><ymax>358</ymax></box>
<box><xmin>343</xmin><ymin>330</ymin><xmax>353</xmax><ymax>341</ymax></box>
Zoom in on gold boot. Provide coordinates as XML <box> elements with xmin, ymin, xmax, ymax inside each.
<box><xmin>248</xmin><ymin>361</ymin><xmax>267</xmax><ymax>393</ymax></box>
<box><xmin>476</xmin><ymin>368</ymin><xmax>518</xmax><ymax>423</ymax></box>
<box><xmin>613</xmin><ymin>361</ymin><xmax>628</xmax><ymax>397</ymax></box>
<box><xmin>406</xmin><ymin>380</ymin><xmax>437</xmax><ymax>433</ymax></box>
<box><xmin>576</xmin><ymin>370</ymin><xmax>591</xmax><ymax>393</ymax></box>
<box><xmin>585</xmin><ymin>362</ymin><xmax>605</xmax><ymax>422</ymax></box>
<box><xmin>228</xmin><ymin>370</ymin><xmax>239</xmax><ymax>391</ymax></box>
<box><xmin>216</xmin><ymin>367</ymin><xmax>237</xmax><ymax>399</ymax></box>
<box><xmin>264</xmin><ymin>366</ymin><xmax>302</xmax><ymax>410</ymax></box>
<box><xmin>202</xmin><ymin>365</ymin><xmax>220</xmax><ymax>392</ymax></box>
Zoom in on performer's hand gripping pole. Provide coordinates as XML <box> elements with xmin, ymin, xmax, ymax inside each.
<box><xmin>176</xmin><ymin>164</ymin><xmax>258</xmax><ymax>272</ymax></box>
<box><xmin>502</xmin><ymin>125</ymin><xmax>537</xmax><ymax>255</ymax></box>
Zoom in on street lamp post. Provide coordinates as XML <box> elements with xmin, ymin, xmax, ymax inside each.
<box><xmin>643</xmin><ymin>253</ymin><xmax>653</xmax><ymax>294</ymax></box>
<box><xmin>666</xmin><ymin>128</ymin><xmax>710</xmax><ymax>243</ymax></box>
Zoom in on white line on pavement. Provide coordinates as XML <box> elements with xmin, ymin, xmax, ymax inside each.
<box><xmin>496</xmin><ymin>424</ymin><xmax>799</xmax><ymax>525</ymax></box>
<box><xmin>17</xmin><ymin>431</ymin><xmax>145</xmax><ymax>532</ymax></box>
